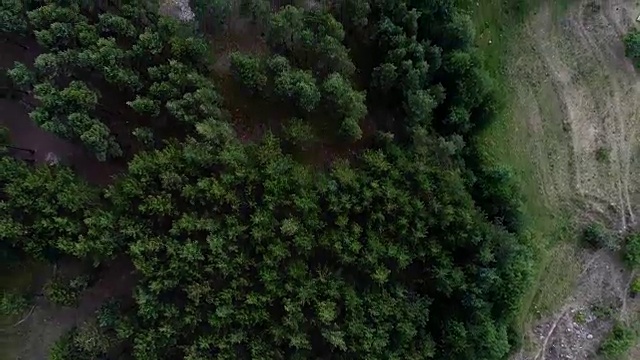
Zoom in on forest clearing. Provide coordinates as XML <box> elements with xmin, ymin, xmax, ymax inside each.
<box><xmin>472</xmin><ymin>0</ymin><xmax>640</xmax><ymax>358</ymax></box>
<box><xmin>2</xmin><ymin>0</ymin><xmax>640</xmax><ymax>359</ymax></box>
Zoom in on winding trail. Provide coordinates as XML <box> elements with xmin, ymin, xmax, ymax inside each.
<box><xmin>512</xmin><ymin>0</ymin><xmax>640</xmax><ymax>232</ymax></box>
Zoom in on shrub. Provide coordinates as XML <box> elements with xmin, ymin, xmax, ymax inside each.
<box><xmin>624</xmin><ymin>232</ymin><xmax>640</xmax><ymax>268</ymax></box>
<box><xmin>591</xmin><ymin>303</ymin><xmax>616</xmax><ymax>319</ymax></box>
<box><xmin>574</xmin><ymin>311</ymin><xmax>587</xmax><ymax>325</ymax></box>
<box><xmin>0</xmin><ymin>291</ymin><xmax>29</xmax><ymax>316</ymax></box>
<box><xmin>49</xmin><ymin>323</ymin><xmax>113</xmax><ymax>360</ymax></box>
<box><xmin>44</xmin><ymin>275</ymin><xmax>90</xmax><ymax>307</ymax></box>
<box><xmin>630</xmin><ymin>276</ymin><xmax>640</xmax><ymax>296</ymax></box>
<box><xmin>114</xmin><ymin>315</ymin><xmax>135</xmax><ymax>341</ymax></box>
<box><xmin>49</xmin><ymin>330</ymin><xmax>77</xmax><ymax>360</ymax></box>
<box><xmin>624</xmin><ymin>30</ymin><xmax>640</xmax><ymax>67</ymax></box>
<box><xmin>0</xmin><ymin>126</ymin><xmax>10</xmax><ymax>145</ymax></box>
<box><xmin>132</xmin><ymin>127</ymin><xmax>155</xmax><ymax>148</ymax></box>
<box><xmin>339</xmin><ymin>116</ymin><xmax>363</xmax><ymax>141</ymax></box>
<box><xmin>595</xmin><ymin>146</ymin><xmax>610</xmax><ymax>163</ymax></box>
<box><xmin>599</xmin><ymin>322</ymin><xmax>637</xmax><ymax>358</ymax></box>
<box><xmin>96</xmin><ymin>299</ymin><xmax>121</xmax><ymax>329</ymax></box>
<box><xmin>74</xmin><ymin>320</ymin><xmax>113</xmax><ymax>356</ymax></box>
<box><xmin>582</xmin><ymin>222</ymin><xmax>619</xmax><ymax>251</ymax></box>
<box><xmin>229</xmin><ymin>52</ymin><xmax>267</xmax><ymax>94</ymax></box>
<box><xmin>283</xmin><ymin>118</ymin><xmax>316</xmax><ymax>148</ymax></box>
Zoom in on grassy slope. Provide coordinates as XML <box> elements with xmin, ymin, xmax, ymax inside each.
<box><xmin>459</xmin><ymin>0</ymin><xmax>579</xmax><ymax>340</ymax></box>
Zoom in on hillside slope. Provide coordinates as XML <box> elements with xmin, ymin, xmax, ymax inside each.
<box><xmin>484</xmin><ymin>0</ymin><xmax>640</xmax><ymax>358</ymax></box>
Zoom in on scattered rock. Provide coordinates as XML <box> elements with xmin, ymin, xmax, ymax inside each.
<box><xmin>45</xmin><ymin>152</ymin><xmax>59</xmax><ymax>165</ymax></box>
<box><xmin>159</xmin><ymin>0</ymin><xmax>195</xmax><ymax>22</ymax></box>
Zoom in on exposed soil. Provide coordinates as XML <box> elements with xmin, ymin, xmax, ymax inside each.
<box><xmin>502</xmin><ymin>0</ymin><xmax>640</xmax><ymax>358</ymax></box>
<box><xmin>0</xmin><ymin>40</ymin><xmax>123</xmax><ymax>186</ymax></box>
<box><xmin>0</xmin><ymin>258</ymin><xmax>137</xmax><ymax>360</ymax></box>
<box><xmin>515</xmin><ymin>0</ymin><xmax>640</xmax><ymax>230</ymax></box>
<box><xmin>517</xmin><ymin>250</ymin><xmax>636</xmax><ymax>360</ymax></box>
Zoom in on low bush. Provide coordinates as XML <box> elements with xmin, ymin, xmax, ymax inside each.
<box><xmin>283</xmin><ymin>117</ymin><xmax>316</xmax><ymax>149</ymax></box>
<box><xmin>74</xmin><ymin>320</ymin><xmax>114</xmax><ymax>356</ymax></box>
<box><xmin>49</xmin><ymin>321</ymin><xmax>115</xmax><ymax>360</ymax></box>
<box><xmin>595</xmin><ymin>146</ymin><xmax>610</xmax><ymax>163</ymax></box>
<box><xmin>44</xmin><ymin>275</ymin><xmax>90</xmax><ymax>307</ymax></box>
<box><xmin>630</xmin><ymin>276</ymin><xmax>640</xmax><ymax>297</ymax></box>
<box><xmin>624</xmin><ymin>232</ymin><xmax>640</xmax><ymax>268</ymax></box>
<box><xmin>96</xmin><ymin>299</ymin><xmax>121</xmax><ymax>329</ymax></box>
<box><xmin>0</xmin><ymin>291</ymin><xmax>28</xmax><ymax>316</ymax></box>
<box><xmin>49</xmin><ymin>330</ymin><xmax>77</xmax><ymax>360</ymax></box>
<box><xmin>599</xmin><ymin>322</ymin><xmax>637</xmax><ymax>358</ymax></box>
<box><xmin>582</xmin><ymin>222</ymin><xmax>619</xmax><ymax>251</ymax></box>
<box><xmin>624</xmin><ymin>30</ymin><xmax>640</xmax><ymax>68</ymax></box>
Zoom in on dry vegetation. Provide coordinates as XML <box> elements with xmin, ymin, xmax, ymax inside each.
<box><xmin>483</xmin><ymin>0</ymin><xmax>640</xmax><ymax>358</ymax></box>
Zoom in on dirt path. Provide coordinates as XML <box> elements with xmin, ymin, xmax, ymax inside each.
<box><xmin>506</xmin><ymin>0</ymin><xmax>640</xmax><ymax>358</ymax></box>
<box><xmin>12</xmin><ymin>259</ymin><xmax>136</xmax><ymax>360</ymax></box>
<box><xmin>0</xmin><ymin>41</ymin><xmax>122</xmax><ymax>186</ymax></box>
<box><xmin>0</xmin><ymin>257</ymin><xmax>136</xmax><ymax>360</ymax></box>
<box><xmin>519</xmin><ymin>250</ymin><xmax>634</xmax><ymax>360</ymax></box>
<box><xmin>515</xmin><ymin>0</ymin><xmax>640</xmax><ymax>229</ymax></box>
<box><xmin>0</xmin><ymin>41</ymin><xmax>128</xmax><ymax>359</ymax></box>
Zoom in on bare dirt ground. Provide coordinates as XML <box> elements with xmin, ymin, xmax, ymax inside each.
<box><xmin>0</xmin><ymin>258</ymin><xmax>136</xmax><ymax>360</ymax></box>
<box><xmin>516</xmin><ymin>250</ymin><xmax>636</xmax><ymax>360</ymax></box>
<box><xmin>0</xmin><ymin>40</ymin><xmax>123</xmax><ymax>186</ymax></box>
<box><xmin>510</xmin><ymin>0</ymin><xmax>640</xmax><ymax>230</ymax></box>
<box><xmin>0</xmin><ymin>40</ymin><xmax>130</xmax><ymax>359</ymax></box>
<box><xmin>503</xmin><ymin>0</ymin><xmax>640</xmax><ymax>358</ymax></box>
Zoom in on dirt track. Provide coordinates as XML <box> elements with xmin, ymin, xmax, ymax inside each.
<box><xmin>509</xmin><ymin>0</ymin><xmax>640</xmax><ymax>358</ymax></box>
<box><xmin>515</xmin><ymin>0</ymin><xmax>640</xmax><ymax>231</ymax></box>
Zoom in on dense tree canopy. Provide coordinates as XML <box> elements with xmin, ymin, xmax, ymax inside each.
<box><xmin>0</xmin><ymin>0</ymin><xmax>27</xmax><ymax>36</ymax></box>
<box><xmin>0</xmin><ymin>157</ymin><xmax>112</xmax><ymax>261</ymax></box>
<box><xmin>7</xmin><ymin>0</ymin><xmax>221</xmax><ymax>160</ymax></box>
<box><xmin>105</xmin><ymin>133</ymin><xmax>530</xmax><ymax>359</ymax></box>
<box><xmin>0</xmin><ymin>0</ymin><xmax>534</xmax><ymax>359</ymax></box>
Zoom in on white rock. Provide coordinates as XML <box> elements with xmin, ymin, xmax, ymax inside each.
<box><xmin>160</xmin><ymin>0</ymin><xmax>195</xmax><ymax>22</ymax></box>
<box><xmin>45</xmin><ymin>152</ymin><xmax>59</xmax><ymax>165</ymax></box>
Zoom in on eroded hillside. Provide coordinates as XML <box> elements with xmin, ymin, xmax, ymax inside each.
<box><xmin>502</xmin><ymin>0</ymin><xmax>640</xmax><ymax>358</ymax></box>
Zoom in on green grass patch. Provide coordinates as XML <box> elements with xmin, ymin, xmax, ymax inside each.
<box><xmin>599</xmin><ymin>322</ymin><xmax>638</xmax><ymax>359</ymax></box>
<box><xmin>461</xmin><ymin>0</ymin><xmax>577</xmax><ymax>343</ymax></box>
<box><xmin>461</xmin><ymin>0</ymin><xmax>572</xmax><ymax>238</ymax></box>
